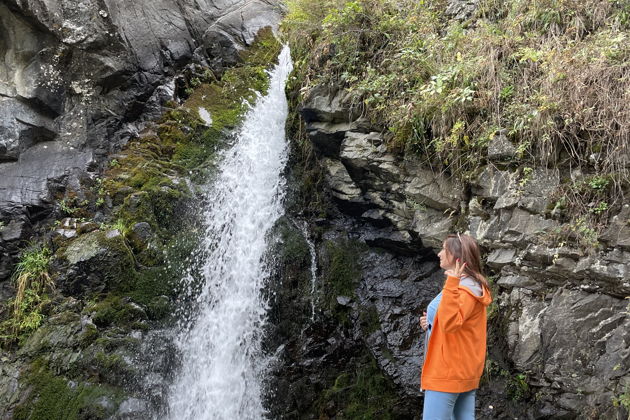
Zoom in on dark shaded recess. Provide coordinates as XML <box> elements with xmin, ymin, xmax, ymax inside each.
<box><xmin>330</xmin><ymin>197</ymin><xmax>375</xmax><ymax>218</ymax></box>
<box><xmin>25</xmin><ymin>204</ymin><xmax>53</xmax><ymax>224</ymax></box>
<box><xmin>300</xmin><ymin>107</ymin><xmax>321</xmax><ymax>124</ymax></box>
<box><xmin>97</xmin><ymin>69</ymin><xmax>134</xmax><ymax>95</ymax></box>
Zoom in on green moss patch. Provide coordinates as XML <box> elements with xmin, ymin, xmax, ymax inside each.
<box><xmin>323</xmin><ymin>239</ymin><xmax>364</xmax><ymax>304</ymax></box>
<box><xmin>14</xmin><ymin>360</ymin><xmax>123</xmax><ymax>420</ymax></box>
<box><xmin>85</xmin><ymin>296</ymin><xmax>147</xmax><ymax>329</ymax></box>
<box><xmin>317</xmin><ymin>353</ymin><xmax>401</xmax><ymax>420</ymax></box>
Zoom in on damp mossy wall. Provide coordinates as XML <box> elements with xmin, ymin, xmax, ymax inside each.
<box><xmin>13</xmin><ymin>360</ymin><xmax>124</xmax><ymax>420</ymax></box>
<box><xmin>316</xmin><ymin>352</ymin><xmax>402</xmax><ymax>420</ymax></box>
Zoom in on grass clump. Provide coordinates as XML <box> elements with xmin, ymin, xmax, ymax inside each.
<box><xmin>611</xmin><ymin>385</ymin><xmax>630</xmax><ymax>415</ymax></box>
<box><xmin>0</xmin><ymin>246</ymin><xmax>54</xmax><ymax>345</ymax></box>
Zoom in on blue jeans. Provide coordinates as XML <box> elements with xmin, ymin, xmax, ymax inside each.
<box><xmin>422</xmin><ymin>389</ymin><xmax>476</xmax><ymax>420</ymax></box>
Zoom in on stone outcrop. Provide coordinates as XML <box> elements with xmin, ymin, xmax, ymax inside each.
<box><xmin>291</xmin><ymin>85</ymin><xmax>630</xmax><ymax>418</ymax></box>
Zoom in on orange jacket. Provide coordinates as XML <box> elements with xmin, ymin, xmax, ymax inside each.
<box><xmin>421</xmin><ymin>275</ymin><xmax>492</xmax><ymax>393</ymax></box>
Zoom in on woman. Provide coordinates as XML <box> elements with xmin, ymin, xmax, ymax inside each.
<box><xmin>420</xmin><ymin>233</ymin><xmax>492</xmax><ymax>420</ymax></box>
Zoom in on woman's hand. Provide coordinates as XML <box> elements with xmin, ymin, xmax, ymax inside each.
<box><xmin>445</xmin><ymin>258</ymin><xmax>467</xmax><ymax>279</ymax></box>
<box><xmin>420</xmin><ymin>311</ymin><xmax>428</xmax><ymax>331</ymax></box>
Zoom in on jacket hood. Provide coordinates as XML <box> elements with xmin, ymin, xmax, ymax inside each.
<box><xmin>459</xmin><ymin>276</ymin><xmax>492</xmax><ymax>307</ymax></box>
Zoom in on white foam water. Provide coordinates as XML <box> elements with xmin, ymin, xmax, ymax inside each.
<box><xmin>165</xmin><ymin>46</ymin><xmax>293</xmax><ymax>420</ymax></box>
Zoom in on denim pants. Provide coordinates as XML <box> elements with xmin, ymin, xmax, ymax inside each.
<box><xmin>422</xmin><ymin>389</ymin><xmax>476</xmax><ymax>420</ymax></box>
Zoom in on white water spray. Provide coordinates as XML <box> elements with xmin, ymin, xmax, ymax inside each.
<box><xmin>165</xmin><ymin>46</ymin><xmax>293</xmax><ymax>420</ymax></box>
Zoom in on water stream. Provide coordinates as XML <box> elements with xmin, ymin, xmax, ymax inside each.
<box><xmin>295</xmin><ymin>219</ymin><xmax>318</xmax><ymax>320</ymax></box>
<box><xmin>165</xmin><ymin>46</ymin><xmax>293</xmax><ymax>420</ymax></box>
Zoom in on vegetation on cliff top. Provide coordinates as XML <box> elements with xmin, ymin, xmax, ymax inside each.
<box><xmin>282</xmin><ymin>0</ymin><xmax>629</xmax><ymax>244</ymax></box>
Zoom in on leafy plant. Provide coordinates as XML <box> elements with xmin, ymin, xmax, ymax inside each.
<box><xmin>59</xmin><ymin>199</ymin><xmax>78</xmax><ymax>215</ymax></box>
<box><xmin>588</xmin><ymin>176</ymin><xmax>611</xmax><ymax>190</ymax></box>
<box><xmin>507</xmin><ymin>372</ymin><xmax>530</xmax><ymax>401</ymax></box>
<box><xmin>611</xmin><ymin>386</ymin><xmax>630</xmax><ymax>415</ymax></box>
<box><xmin>590</xmin><ymin>201</ymin><xmax>609</xmax><ymax>215</ymax></box>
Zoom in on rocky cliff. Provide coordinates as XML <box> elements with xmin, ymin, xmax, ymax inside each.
<box><xmin>267</xmin><ymin>83</ymin><xmax>629</xmax><ymax>419</ymax></box>
<box><xmin>274</xmin><ymin>0</ymin><xmax>630</xmax><ymax>417</ymax></box>
<box><xmin>0</xmin><ymin>0</ymin><xmax>283</xmax><ymax>280</ymax></box>
<box><xmin>0</xmin><ymin>1</ymin><xmax>283</xmax><ymax>419</ymax></box>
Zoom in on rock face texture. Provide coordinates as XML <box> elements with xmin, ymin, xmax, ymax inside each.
<box><xmin>0</xmin><ymin>0</ymin><xmax>283</xmax><ymax>279</ymax></box>
<box><xmin>288</xmin><ymin>85</ymin><xmax>630</xmax><ymax>418</ymax></box>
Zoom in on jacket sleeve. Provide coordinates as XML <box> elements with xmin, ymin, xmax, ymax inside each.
<box><xmin>437</xmin><ymin>275</ymin><xmax>479</xmax><ymax>333</ymax></box>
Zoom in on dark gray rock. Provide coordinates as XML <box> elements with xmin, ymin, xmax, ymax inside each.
<box><xmin>0</xmin><ymin>142</ymin><xmax>92</xmax><ymax>213</ymax></box>
<box><xmin>301</xmin><ymin>85</ymin><xmax>358</xmax><ymax>124</ymax></box>
<box><xmin>471</xmin><ymin>166</ymin><xmax>512</xmax><ymax>201</ymax></box>
<box><xmin>505</xmin><ymin>287</ymin><xmax>629</xmax><ymax>415</ymax></box>
<box><xmin>486</xmin><ymin>248</ymin><xmax>517</xmax><ymax>268</ymax></box>
<box><xmin>497</xmin><ymin>273</ymin><xmax>541</xmax><ymax>291</ymax></box>
<box><xmin>0</xmin><ymin>219</ymin><xmax>26</xmax><ymax>242</ymax></box>
<box><xmin>357</xmin><ymin>249</ymin><xmax>442</xmax><ymax>396</ymax></box>
<box><xmin>307</xmin><ymin>122</ymin><xmax>354</xmax><ymax>158</ymax></box>
<box><xmin>322</xmin><ymin>158</ymin><xmax>366</xmax><ymax>208</ymax></box>
<box><xmin>487</xmin><ymin>131</ymin><xmax>516</xmax><ymax>162</ymax></box>
<box><xmin>61</xmin><ymin>229</ymin><xmax>135</xmax><ymax>295</ymax></box>
<box><xmin>0</xmin><ymin>0</ymin><xmax>282</xmax><ymax>217</ymax></box>
<box><xmin>404</xmin><ymin>165</ymin><xmax>462</xmax><ymax>211</ymax></box>
<box><xmin>601</xmin><ymin>204</ymin><xmax>630</xmax><ymax>249</ymax></box>
<box><xmin>341</xmin><ymin>131</ymin><xmax>402</xmax><ymax>186</ymax></box>
<box><xmin>446</xmin><ymin>0</ymin><xmax>479</xmax><ymax>20</ymax></box>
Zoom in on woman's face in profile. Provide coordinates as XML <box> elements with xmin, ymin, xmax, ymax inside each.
<box><xmin>438</xmin><ymin>242</ymin><xmax>456</xmax><ymax>270</ymax></box>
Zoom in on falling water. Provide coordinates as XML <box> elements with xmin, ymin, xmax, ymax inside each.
<box><xmin>165</xmin><ymin>46</ymin><xmax>293</xmax><ymax>420</ymax></box>
<box><xmin>295</xmin><ymin>220</ymin><xmax>318</xmax><ymax>320</ymax></box>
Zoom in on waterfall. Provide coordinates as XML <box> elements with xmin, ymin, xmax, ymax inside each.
<box><xmin>165</xmin><ymin>46</ymin><xmax>293</xmax><ymax>420</ymax></box>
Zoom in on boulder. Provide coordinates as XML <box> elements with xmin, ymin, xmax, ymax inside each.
<box><xmin>600</xmin><ymin>204</ymin><xmax>630</xmax><ymax>249</ymax></box>
<box><xmin>61</xmin><ymin>230</ymin><xmax>136</xmax><ymax>295</ymax></box>
<box><xmin>0</xmin><ymin>142</ymin><xmax>92</xmax><ymax>214</ymax></box>
<box><xmin>301</xmin><ymin>85</ymin><xmax>358</xmax><ymax>124</ymax></box>
<box><xmin>341</xmin><ymin>131</ymin><xmax>402</xmax><ymax>187</ymax></box>
<box><xmin>322</xmin><ymin>158</ymin><xmax>366</xmax><ymax>208</ymax></box>
<box><xmin>487</xmin><ymin>131</ymin><xmax>516</xmax><ymax>162</ymax></box>
<box><xmin>404</xmin><ymin>165</ymin><xmax>462</xmax><ymax>211</ymax></box>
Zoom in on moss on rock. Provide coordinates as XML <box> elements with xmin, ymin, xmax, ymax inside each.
<box><xmin>62</xmin><ymin>230</ymin><xmax>137</xmax><ymax>295</ymax></box>
<box><xmin>13</xmin><ymin>360</ymin><xmax>123</xmax><ymax>420</ymax></box>
<box><xmin>317</xmin><ymin>352</ymin><xmax>401</xmax><ymax>420</ymax></box>
<box><xmin>322</xmin><ymin>239</ymin><xmax>364</xmax><ymax>308</ymax></box>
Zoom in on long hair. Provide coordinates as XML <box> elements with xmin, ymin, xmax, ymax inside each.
<box><xmin>443</xmin><ymin>233</ymin><xmax>489</xmax><ymax>289</ymax></box>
